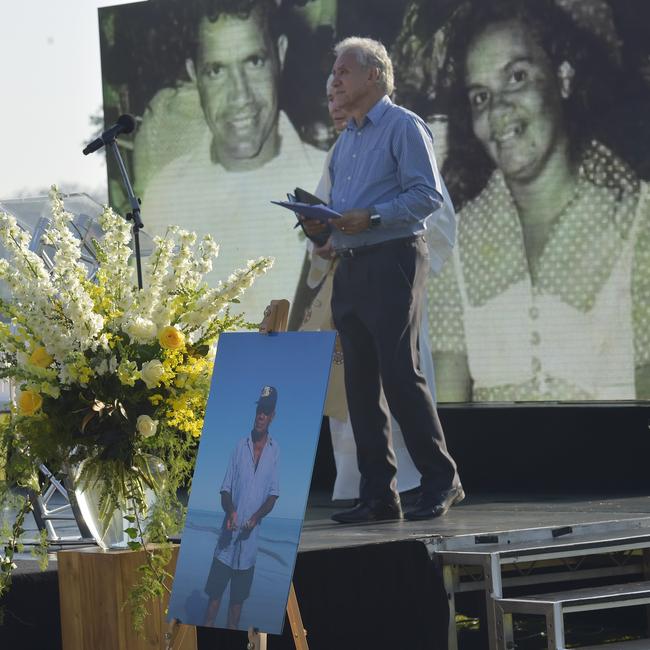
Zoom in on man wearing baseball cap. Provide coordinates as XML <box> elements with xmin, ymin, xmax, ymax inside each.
<box><xmin>203</xmin><ymin>385</ymin><xmax>280</xmax><ymax>629</ymax></box>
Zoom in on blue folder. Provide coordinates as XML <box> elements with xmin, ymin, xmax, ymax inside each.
<box><xmin>271</xmin><ymin>201</ymin><xmax>342</xmax><ymax>223</ymax></box>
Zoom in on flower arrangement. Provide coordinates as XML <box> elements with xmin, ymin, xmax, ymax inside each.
<box><xmin>0</xmin><ymin>188</ymin><xmax>272</xmax><ymax>626</ymax></box>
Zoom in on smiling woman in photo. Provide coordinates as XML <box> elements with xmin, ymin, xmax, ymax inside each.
<box><xmin>428</xmin><ymin>0</ymin><xmax>650</xmax><ymax>402</ymax></box>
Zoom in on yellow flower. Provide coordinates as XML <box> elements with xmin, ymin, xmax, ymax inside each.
<box><xmin>40</xmin><ymin>382</ymin><xmax>60</xmax><ymax>399</ymax></box>
<box><xmin>29</xmin><ymin>346</ymin><xmax>53</xmax><ymax>368</ymax></box>
<box><xmin>18</xmin><ymin>390</ymin><xmax>43</xmax><ymax>416</ymax></box>
<box><xmin>158</xmin><ymin>326</ymin><xmax>185</xmax><ymax>350</ymax></box>
<box><xmin>165</xmin><ymin>391</ymin><xmax>206</xmax><ymax>438</ymax></box>
<box><xmin>162</xmin><ymin>349</ymin><xmax>183</xmax><ymax>372</ymax></box>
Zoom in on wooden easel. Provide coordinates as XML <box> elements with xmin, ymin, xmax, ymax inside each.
<box><xmin>258</xmin><ymin>299</ymin><xmax>290</xmax><ymax>335</ymax></box>
<box><xmin>247</xmin><ymin>584</ymin><xmax>308</xmax><ymax>650</ymax></box>
<box><xmin>246</xmin><ymin>300</ymin><xmax>308</xmax><ymax>650</ymax></box>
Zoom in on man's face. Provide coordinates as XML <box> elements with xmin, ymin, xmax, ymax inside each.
<box><xmin>196</xmin><ymin>10</ymin><xmax>281</xmax><ymax>165</ymax></box>
<box><xmin>327</xmin><ymin>90</ymin><xmax>348</xmax><ymax>132</ymax></box>
<box><xmin>464</xmin><ymin>20</ymin><xmax>567</xmax><ymax>183</ymax></box>
<box><xmin>331</xmin><ymin>50</ymin><xmax>375</xmax><ymax>113</ymax></box>
<box><xmin>253</xmin><ymin>407</ymin><xmax>274</xmax><ymax>433</ymax></box>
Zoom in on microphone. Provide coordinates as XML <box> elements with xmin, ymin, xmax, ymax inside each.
<box><xmin>83</xmin><ymin>114</ymin><xmax>136</xmax><ymax>155</ymax></box>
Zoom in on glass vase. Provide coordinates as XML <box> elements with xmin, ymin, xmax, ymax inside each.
<box><xmin>72</xmin><ymin>454</ymin><xmax>167</xmax><ymax>550</ymax></box>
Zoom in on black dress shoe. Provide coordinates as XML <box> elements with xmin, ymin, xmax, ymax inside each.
<box><xmin>404</xmin><ymin>485</ymin><xmax>465</xmax><ymax>521</ymax></box>
<box><xmin>331</xmin><ymin>496</ymin><xmax>403</xmax><ymax>524</ymax></box>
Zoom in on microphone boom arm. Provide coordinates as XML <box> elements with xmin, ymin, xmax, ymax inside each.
<box><xmin>82</xmin><ymin>113</ymin><xmax>143</xmax><ymax>290</ymax></box>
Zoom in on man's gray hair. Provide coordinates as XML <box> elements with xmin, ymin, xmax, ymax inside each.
<box><xmin>334</xmin><ymin>37</ymin><xmax>394</xmax><ymax>96</ymax></box>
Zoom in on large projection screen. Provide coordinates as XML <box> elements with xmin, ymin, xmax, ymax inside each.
<box><xmin>99</xmin><ymin>0</ymin><xmax>650</xmax><ymax>404</ymax></box>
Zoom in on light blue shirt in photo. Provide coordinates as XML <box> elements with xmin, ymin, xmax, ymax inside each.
<box><xmin>216</xmin><ymin>434</ymin><xmax>280</xmax><ymax>570</ymax></box>
<box><xmin>329</xmin><ymin>95</ymin><xmax>445</xmax><ymax>251</ymax></box>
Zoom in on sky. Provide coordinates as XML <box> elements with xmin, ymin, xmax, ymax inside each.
<box><xmin>189</xmin><ymin>331</ymin><xmax>335</xmax><ymax>519</ymax></box>
<box><xmin>0</xmin><ymin>0</ymin><xmax>145</xmax><ymax>201</ymax></box>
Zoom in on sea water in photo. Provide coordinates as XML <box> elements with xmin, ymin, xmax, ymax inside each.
<box><xmin>169</xmin><ymin>509</ymin><xmax>302</xmax><ymax>633</ymax></box>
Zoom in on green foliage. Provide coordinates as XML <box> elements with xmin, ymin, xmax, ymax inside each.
<box><xmin>121</xmin><ymin>473</ymin><xmax>177</xmax><ymax>635</ymax></box>
<box><xmin>124</xmin><ymin>542</ymin><xmax>173</xmax><ymax>635</ymax></box>
<box><xmin>31</xmin><ymin>529</ymin><xmax>50</xmax><ymax>572</ymax></box>
<box><xmin>0</xmin><ymin>493</ymin><xmax>32</xmax><ymax>623</ymax></box>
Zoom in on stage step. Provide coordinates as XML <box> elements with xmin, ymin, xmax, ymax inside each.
<box><xmin>578</xmin><ymin>640</ymin><xmax>650</xmax><ymax>650</ymax></box>
<box><xmin>497</xmin><ymin>581</ymin><xmax>650</xmax><ymax>650</ymax></box>
<box><xmin>498</xmin><ymin>579</ymin><xmax>650</xmax><ymax>613</ymax></box>
<box><xmin>432</xmin><ymin>520</ymin><xmax>650</xmax><ymax>650</ymax></box>
<box><xmin>436</xmin><ymin>527</ymin><xmax>650</xmax><ymax>564</ymax></box>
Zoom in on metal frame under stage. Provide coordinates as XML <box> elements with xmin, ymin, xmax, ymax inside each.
<box><xmin>27</xmin><ymin>464</ymin><xmax>95</xmax><ymax>548</ymax></box>
<box><xmin>433</xmin><ymin>518</ymin><xmax>650</xmax><ymax>650</ymax></box>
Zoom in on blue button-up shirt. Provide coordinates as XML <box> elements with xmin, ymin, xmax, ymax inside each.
<box><xmin>216</xmin><ymin>434</ymin><xmax>280</xmax><ymax>570</ymax></box>
<box><xmin>329</xmin><ymin>95</ymin><xmax>444</xmax><ymax>250</ymax></box>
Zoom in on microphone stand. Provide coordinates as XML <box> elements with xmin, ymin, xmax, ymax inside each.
<box><xmin>107</xmin><ymin>139</ymin><xmax>144</xmax><ymax>290</ymax></box>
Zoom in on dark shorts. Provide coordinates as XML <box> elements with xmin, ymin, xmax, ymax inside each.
<box><xmin>205</xmin><ymin>557</ymin><xmax>255</xmax><ymax>605</ymax></box>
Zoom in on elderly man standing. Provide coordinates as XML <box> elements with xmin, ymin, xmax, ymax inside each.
<box><xmin>302</xmin><ymin>37</ymin><xmax>461</xmax><ymax>523</ymax></box>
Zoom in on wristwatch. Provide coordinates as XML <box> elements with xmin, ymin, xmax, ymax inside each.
<box><xmin>369</xmin><ymin>208</ymin><xmax>381</xmax><ymax>228</ymax></box>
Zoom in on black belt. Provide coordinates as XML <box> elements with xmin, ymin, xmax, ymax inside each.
<box><xmin>336</xmin><ymin>235</ymin><xmax>422</xmax><ymax>259</ymax></box>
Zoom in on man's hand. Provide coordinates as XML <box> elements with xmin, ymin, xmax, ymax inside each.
<box><xmin>226</xmin><ymin>511</ymin><xmax>238</xmax><ymax>530</ymax></box>
<box><xmin>330</xmin><ymin>209</ymin><xmax>371</xmax><ymax>235</ymax></box>
<box><xmin>243</xmin><ymin>514</ymin><xmax>259</xmax><ymax>531</ymax></box>
<box><xmin>298</xmin><ymin>215</ymin><xmax>328</xmax><ymax>237</ymax></box>
<box><xmin>313</xmin><ymin>236</ymin><xmax>334</xmax><ymax>259</ymax></box>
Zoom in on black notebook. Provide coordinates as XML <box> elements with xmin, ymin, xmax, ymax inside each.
<box><xmin>294</xmin><ymin>187</ymin><xmax>325</xmax><ymax>206</ymax></box>
<box><xmin>291</xmin><ymin>187</ymin><xmax>331</xmax><ymax>246</ymax></box>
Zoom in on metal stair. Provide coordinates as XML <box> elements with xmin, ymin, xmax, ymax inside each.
<box><xmin>429</xmin><ymin>518</ymin><xmax>650</xmax><ymax>650</ymax></box>
<box><xmin>578</xmin><ymin>640</ymin><xmax>650</xmax><ymax>650</ymax></box>
<box><xmin>497</xmin><ymin>580</ymin><xmax>650</xmax><ymax>649</ymax></box>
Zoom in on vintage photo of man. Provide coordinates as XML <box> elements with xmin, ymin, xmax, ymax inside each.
<box><xmin>135</xmin><ymin>1</ymin><xmax>326</xmax><ymax>323</ymax></box>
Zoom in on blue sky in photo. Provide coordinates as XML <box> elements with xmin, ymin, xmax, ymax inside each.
<box><xmin>189</xmin><ymin>331</ymin><xmax>335</xmax><ymax>519</ymax></box>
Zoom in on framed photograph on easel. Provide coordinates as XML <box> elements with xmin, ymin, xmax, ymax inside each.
<box><xmin>168</xmin><ymin>330</ymin><xmax>334</xmax><ymax>635</ymax></box>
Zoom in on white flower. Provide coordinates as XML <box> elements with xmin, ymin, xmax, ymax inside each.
<box><xmin>124</xmin><ymin>317</ymin><xmax>158</xmax><ymax>344</ymax></box>
<box><xmin>96</xmin><ymin>204</ymin><xmax>136</xmax><ymax>314</ymax></box>
<box><xmin>136</xmin><ymin>415</ymin><xmax>158</xmax><ymax>438</ymax></box>
<box><xmin>95</xmin><ymin>359</ymin><xmax>109</xmax><ymax>376</ymax></box>
<box><xmin>42</xmin><ymin>188</ymin><xmax>106</xmax><ymax>350</ymax></box>
<box><xmin>181</xmin><ymin>256</ymin><xmax>274</xmax><ymax>325</ymax></box>
<box><xmin>140</xmin><ymin>359</ymin><xmax>165</xmax><ymax>389</ymax></box>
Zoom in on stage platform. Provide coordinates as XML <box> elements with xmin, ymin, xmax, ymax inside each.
<box><xmin>3</xmin><ymin>491</ymin><xmax>650</xmax><ymax>649</ymax></box>
<box><xmin>301</xmin><ymin>491</ymin><xmax>650</xmax><ymax>552</ymax></box>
